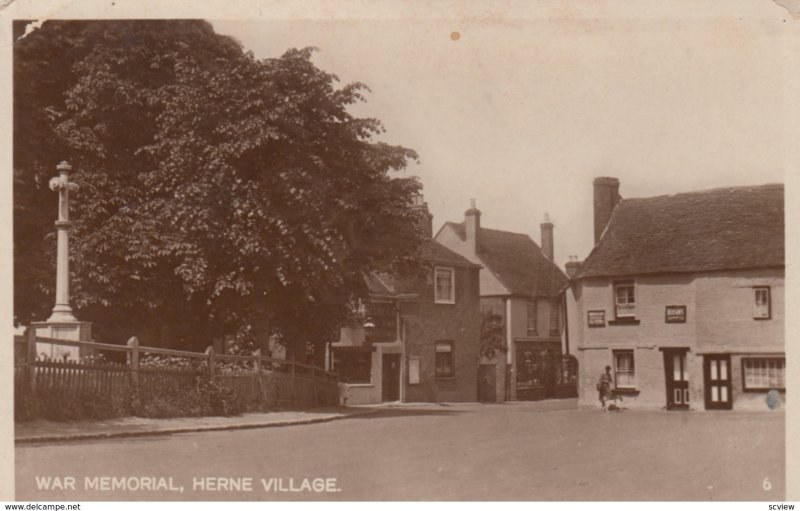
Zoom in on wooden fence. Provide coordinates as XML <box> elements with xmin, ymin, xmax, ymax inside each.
<box><xmin>14</xmin><ymin>329</ymin><xmax>341</xmax><ymax>420</ymax></box>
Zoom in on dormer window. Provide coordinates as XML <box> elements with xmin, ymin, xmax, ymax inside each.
<box><xmin>434</xmin><ymin>267</ymin><xmax>455</xmax><ymax>304</ymax></box>
<box><xmin>754</xmin><ymin>287</ymin><xmax>771</xmax><ymax>319</ymax></box>
<box><xmin>614</xmin><ymin>281</ymin><xmax>636</xmax><ymax>319</ymax></box>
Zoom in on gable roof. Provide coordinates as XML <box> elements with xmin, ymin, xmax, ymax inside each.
<box><xmin>363</xmin><ymin>240</ymin><xmax>479</xmax><ymax>297</ymax></box>
<box><xmin>578</xmin><ymin>184</ymin><xmax>784</xmax><ymax>279</ymax></box>
<box><xmin>445</xmin><ymin>222</ymin><xmax>568</xmax><ymax>297</ymax></box>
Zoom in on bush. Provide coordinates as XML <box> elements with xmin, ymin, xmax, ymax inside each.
<box><xmin>125</xmin><ymin>372</ymin><xmax>241</xmax><ymax>419</ymax></box>
<box><xmin>15</xmin><ymin>386</ymin><xmax>123</xmax><ymax>422</ymax></box>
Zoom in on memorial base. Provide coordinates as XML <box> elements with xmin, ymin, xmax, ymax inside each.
<box><xmin>30</xmin><ymin>321</ymin><xmax>93</xmax><ymax>360</ymax></box>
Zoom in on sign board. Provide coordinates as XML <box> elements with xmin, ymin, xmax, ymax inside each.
<box><xmin>587</xmin><ymin>310</ymin><xmax>606</xmax><ymax>327</ymax></box>
<box><xmin>665</xmin><ymin>305</ymin><xmax>687</xmax><ymax>323</ymax></box>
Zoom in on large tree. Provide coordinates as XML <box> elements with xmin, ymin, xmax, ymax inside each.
<box><xmin>14</xmin><ymin>20</ymin><xmax>424</xmax><ymax>357</ymax></box>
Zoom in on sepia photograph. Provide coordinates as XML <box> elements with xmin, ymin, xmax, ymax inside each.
<box><xmin>1</xmin><ymin>0</ymin><xmax>797</xmax><ymax>505</ymax></box>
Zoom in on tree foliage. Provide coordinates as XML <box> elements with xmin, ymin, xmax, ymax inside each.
<box><xmin>14</xmin><ymin>20</ymin><xmax>423</xmax><ymax>356</ymax></box>
<box><xmin>480</xmin><ymin>310</ymin><xmax>506</xmax><ymax>360</ymax></box>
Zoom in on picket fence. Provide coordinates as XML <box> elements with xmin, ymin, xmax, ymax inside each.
<box><xmin>13</xmin><ymin>328</ymin><xmax>341</xmax><ymax>416</ymax></box>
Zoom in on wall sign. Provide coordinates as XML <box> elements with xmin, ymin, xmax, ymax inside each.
<box><xmin>408</xmin><ymin>356</ymin><xmax>420</xmax><ymax>385</ymax></box>
<box><xmin>588</xmin><ymin>310</ymin><xmax>606</xmax><ymax>327</ymax></box>
<box><xmin>665</xmin><ymin>305</ymin><xmax>686</xmax><ymax>323</ymax></box>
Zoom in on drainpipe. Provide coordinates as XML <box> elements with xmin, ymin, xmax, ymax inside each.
<box><xmin>505</xmin><ymin>297</ymin><xmax>514</xmax><ymax>401</ymax></box>
<box><xmin>562</xmin><ymin>293</ymin><xmax>570</xmax><ymax>356</ymax></box>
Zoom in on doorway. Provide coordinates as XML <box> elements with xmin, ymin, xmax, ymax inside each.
<box><xmin>382</xmin><ymin>354</ymin><xmax>401</xmax><ymax>402</ymax></box>
<box><xmin>703</xmin><ymin>354</ymin><xmax>732</xmax><ymax>410</ymax></box>
<box><xmin>663</xmin><ymin>349</ymin><xmax>689</xmax><ymax>410</ymax></box>
<box><xmin>478</xmin><ymin>364</ymin><xmax>497</xmax><ymax>402</ymax></box>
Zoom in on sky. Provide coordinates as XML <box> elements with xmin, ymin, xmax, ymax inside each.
<box><xmin>213</xmin><ymin>12</ymin><xmax>788</xmax><ymax>269</ymax></box>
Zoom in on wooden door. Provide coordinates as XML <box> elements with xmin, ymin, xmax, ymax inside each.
<box><xmin>704</xmin><ymin>355</ymin><xmax>732</xmax><ymax>410</ymax></box>
<box><xmin>663</xmin><ymin>349</ymin><xmax>689</xmax><ymax>410</ymax></box>
<box><xmin>382</xmin><ymin>354</ymin><xmax>401</xmax><ymax>402</ymax></box>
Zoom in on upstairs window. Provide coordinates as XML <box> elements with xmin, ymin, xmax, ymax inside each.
<box><xmin>754</xmin><ymin>287</ymin><xmax>771</xmax><ymax>319</ymax></box>
<box><xmin>435</xmin><ymin>341</ymin><xmax>455</xmax><ymax>378</ymax></box>
<box><xmin>549</xmin><ymin>298</ymin><xmax>560</xmax><ymax>336</ymax></box>
<box><xmin>614</xmin><ymin>282</ymin><xmax>636</xmax><ymax>319</ymax></box>
<box><xmin>434</xmin><ymin>267</ymin><xmax>455</xmax><ymax>304</ymax></box>
<box><xmin>526</xmin><ymin>299</ymin><xmax>538</xmax><ymax>336</ymax></box>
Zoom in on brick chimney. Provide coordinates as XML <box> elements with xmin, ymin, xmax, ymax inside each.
<box><xmin>593</xmin><ymin>177</ymin><xmax>621</xmax><ymax>244</ymax></box>
<box><xmin>540</xmin><ymin>213</ymin><xmax>554</xmax><ymax>261</ymax></box>
<box><xmin>565</xmin><ymin>256</ymin><xmax>582</xmax><ymax>279</ymax></box>
<box><xmin>410</xmin><ymin>193</ymin><xmax>433</xmax><ymax>239</ymax></box>
<box><xmin>465</xmin><ymin>198</ymin><xmax>481</xmax><ymax>253</ymax></box>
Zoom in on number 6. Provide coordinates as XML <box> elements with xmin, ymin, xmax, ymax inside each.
<box><xmin>763</xmin><ymin>477</ymin><xmax>772</xmax><ymax>491</ymax></box>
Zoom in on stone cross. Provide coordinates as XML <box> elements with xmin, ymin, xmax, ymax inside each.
<box><xmin>46</xmin><ymin>161</ymin><xmax>79</xmax><ymax>322</ymax></box>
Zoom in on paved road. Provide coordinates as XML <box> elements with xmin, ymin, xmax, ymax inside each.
<box><xmin>15</xmin><ymin>402</ymin><xmax>785</xmax><ymax>501</ymax></box>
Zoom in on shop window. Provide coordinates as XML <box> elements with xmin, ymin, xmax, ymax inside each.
<box><xmin>332</xmin><ymin>349</ymin><xmax>371</xmax><ymax>384</ymax></box>
<box><xmin>754</xmin><ymin>287</ymin><xmax>771</xmax><ymax>319</ymax></box>
<box><xmin>435</xmin><ymin>341</ymin><xmax>455</xmax><ymax>378</ymax></box>
<box><xmin>613</xmin><ymin>350</ymin><xmax>636</xmax><ymax>389</ymax></box>
<box><xmin>435</xmin><ymin>267</ymin><xmax>455</xmax><ymax>304</ymax></box>
<box><xmin>743</xmin><ymin>357</ymin><xmax>785</xmax><ymax>390</ymax></box>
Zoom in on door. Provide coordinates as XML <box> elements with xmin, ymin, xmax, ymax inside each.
<box><xmin>478</xmin><ymin>364</ymin><xmax>496</xmax><ymax>403</ymax></box>
<box><xmin>704</xmin><ymin>355</ymin><xmax>732</xmax><ymax>410</ymax></box>
<box><xmin>382</xmin><ymin>354</ymin><xmax>401</xmax><ymax>402</ymax></box>
<box><xmin>663</xmin><ymin>349</ymin><xmax>689</xmax><ymax>410</ymax></box>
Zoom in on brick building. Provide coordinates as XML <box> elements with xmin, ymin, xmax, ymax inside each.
<box><xmin>435</xmin><ymin>201</ymin><xmax>573</xmax><ymax>402</ymax></box>
<box><xmin>328</xmin><ymin>196</ymin><xmax>482</xmax><ymax>405</ymax></box>
<box><xmin>566</xmin><ymin>178</ymin><xmax>785</xmax><ymax>411</ymax></box>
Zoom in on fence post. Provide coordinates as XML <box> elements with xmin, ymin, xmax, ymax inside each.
<box><xmin>253</xmin><ymin>349</ymin><xmax>262</xmax><ymax>373</ymax></box>
<box><xmin>26</xmin><ymin>326</ymin><xmax>37</xmax><ymax>392</ymax></box>
<box><xmin>311</xmin><ymin>366</ymin><xmax>318</xmax><ymax>406</ymax></box>
<box><xmin>205</xmin><ymin>346</ymin><xmax>215</xmax><ymax>377</ymax></box>
<box><xmin>252</xmin><ymin>349</ymin><xmax>262</xmax><ymax>408</ymax></box>
<box><xmin>290</xmin><ymin>355</ymin><xmax>296</xmax><ymax>406</ymax></box>
<box><xmin>127</xmin><ymin>337</ymin><xmax>139</xmax><ymax>389</ymax></box>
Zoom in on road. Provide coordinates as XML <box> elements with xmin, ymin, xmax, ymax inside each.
<box><xmin>15</xmin><ymin>401</ymin><xmax>785</xmax><ymax>501</ymax></box>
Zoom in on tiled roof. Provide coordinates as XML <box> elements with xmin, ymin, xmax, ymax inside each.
<box><xmin>363</xmin><ymin>240</ymin><xmax>479</xmax><ymax>297</ymax></box>
<box><xmin>446</xmin><ymin>223</ymin><xmax>568</xmax><ymax>297</ymax></box>
<box><xmin>418</xmin><ymin>239</ymin><xmax>481</xmax><ymax>268</ymax></box>
<box><xmin>578</xmin><ymin>184</ymin><xmax>784</xmax><ymax>278</ymax></box>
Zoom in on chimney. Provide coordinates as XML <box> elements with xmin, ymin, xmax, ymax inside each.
<box><xmin>465</xmin><ymin>198</ymin><xmax>481</xmax><ymax>253</ymax></box>
<box><xmin>540</xmin><ymin>213</ymin><xmax>554</xmax><ymax>261</ymax></box>
<box><xmin>565</xmin><ymin>255</ymin><xmax>582</xmax><ymax>279</ymax></box>
<box><xmin>410</xmin><ymin>193</ymin><xmax>433</xmax><ymax>239</ymax></box>
<box><xmin>593</xmin><ymin>177</ymin><xmax>621</xmax><ymax>244</ymax></box>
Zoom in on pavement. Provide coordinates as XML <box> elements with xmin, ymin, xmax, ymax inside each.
<box><xmin>14</xmin><ymin>406</ymin><xmax>379</xmax><ymax>444</ymax></box>
<box><xmin>13</xmin><ymin>399</ymin><xmax>569</xmax><ymax>444</ymax></box>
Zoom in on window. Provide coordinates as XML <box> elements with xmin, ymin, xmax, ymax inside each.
<box><xmin>526</xmin><ymin>299</ymin><xmax>538</xmax><ymax>336</ymax></box>
<box><xmin>754</xmin><ymin>287</ymin><xmax>771</xmax><ymax>319</ymax></box>
<box><xmin>435</xmin><ymin>341</ymin><xmax>455</xmax><ymax>378</ymax></box>
<box><xmin>434</xmin><ymin>267</ymin><xmax>455</xmax><ymax>304</ymax></box>
<box><xmin>613</xmin><ymin>350</ymin><xmax>636</xmax><ymax>389</ymax></box>
<box><xmin>332</xmin><ymin>349</ymin><xmax>372</xmax><ymax>384</ymax></box>
<box><xmin>614</xmin><ymin>282</ymin><xmax>636</xmax><ymax>318</ymax></box>
<box><xmin>743</xmin><ymin>358</ymin><xmax>785</xmax><ymax>390</ymax></box>
<box><xmin>549</xmin><ymin>298</ymin><xmax>560</xmax><ymax>336</ymax></box>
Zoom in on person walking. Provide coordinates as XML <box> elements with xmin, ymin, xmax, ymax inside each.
<box><xmin>597</xmin><ymin>365</ymin><xmax>614</xmax><ymax>410</ymax></box>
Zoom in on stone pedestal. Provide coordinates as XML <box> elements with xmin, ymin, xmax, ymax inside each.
<box><xmin>31</xmin><ymin>321</ymin><xmax>92</xmax><ymax>360</ymax></box>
